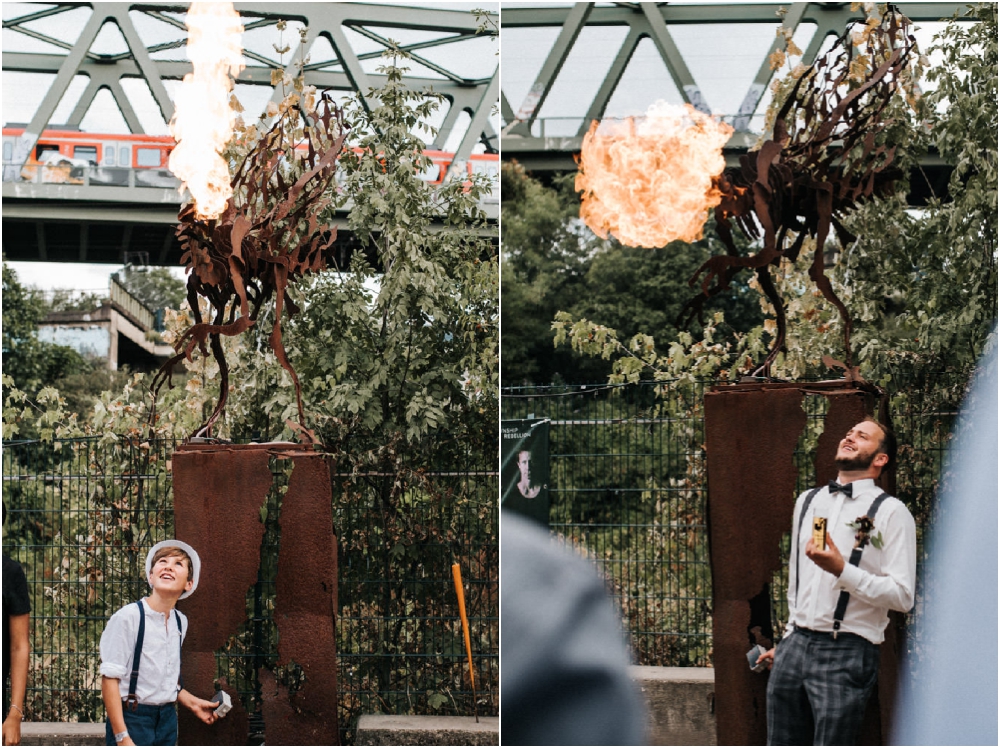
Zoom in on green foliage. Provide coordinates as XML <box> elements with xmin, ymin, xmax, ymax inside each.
<box><xmin>2</xmin><ymin>263</ymin><xmax>90</xmax><ymax>402</ymax></box>
<box><xmin>50</xmin><ymin>368</ymin><xmax>133</xmax><ymax>424</ymax></box>
<box><xmin>841</xmin><ymin>3</ymin><xmax>997</xmax><ymax>382</ymax></box>
<box><xmin>2</xmin><ymin>262</ymin><xmax>45</xmax><ymax>342</ymax></box>
<box><xmin>1</xmin><ymin>264</ymin><xmax>153</xmax><ymax>427</ymax></box>
<box><xmin>115</xmin><ymin>266</ymin><xmax>187</xmax><ymax>312</ymax></box>
<box><xmin>501</xmin><ymin>164</ymin><xmax>763</xmax><ymax>385</ymax></box>
<box><xmin>40</xmin><ymin>289</ymin><xmax>106</xmax><ymax>314</ymax></box>
<box><xmin>501</xmin><ymin>165</ymin><xmax>594</xmax><ymax>384</ymax></box>
<box><xmin>217</xmin><ymin>50</ymin><xmax>497</xmax><ymax>458</ymax></box>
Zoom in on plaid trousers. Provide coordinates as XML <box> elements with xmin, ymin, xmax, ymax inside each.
<box><xmin>766</xmin><ymin>628</ymin><xmax>880</xmax><ymax>746</ymax></box>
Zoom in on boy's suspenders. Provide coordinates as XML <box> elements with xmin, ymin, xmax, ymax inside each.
<box><xmin>125</xmin><ymin>601</ymin><xmax>184</xmax><ymax>711</ymax></box>
<box><xmin>793</xmin><ymin>487</ymin><xmax>891</xmax><ymax>639</ymax></box>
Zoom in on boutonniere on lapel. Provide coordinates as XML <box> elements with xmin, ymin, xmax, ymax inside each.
<box><xmin>846</xmin><ymin>515</ymin><xmax>884</xmax><ymax>550</ymax></box>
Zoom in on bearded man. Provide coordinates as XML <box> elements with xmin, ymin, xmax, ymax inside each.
<box><xmin>755</xmin><ymin>418</ymin><xmax>916</xmax><ymax>745</ymax></box>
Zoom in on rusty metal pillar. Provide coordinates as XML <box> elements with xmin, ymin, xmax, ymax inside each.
<box><xmin>704</xmin><ymin>380</ymin><xmax>898</xmax><ymax>745</ymax></box>
<box><xmin>172</xmin><ymin>443</ymin><xmax>339</xmax><ymax>745</ymax></box>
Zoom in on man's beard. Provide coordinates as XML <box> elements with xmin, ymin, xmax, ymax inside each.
<box><xmin>835</xmin><ymin>449</ymin><xmax>877</xmax><ymax>471</ymax></box>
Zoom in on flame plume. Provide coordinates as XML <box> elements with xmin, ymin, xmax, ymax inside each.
<box><xmin>169</xmin><ymin>2</ymin><xmax>244</xmax><ymax>220</ymax></box>
<box><xmin>576</xmin><ymin>101</ymin><xmax>733</xmax><ymax>248</ymax></box>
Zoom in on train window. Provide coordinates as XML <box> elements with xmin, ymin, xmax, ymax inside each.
<box><xmin>74</xmin><ymin>145</ymin><xmax>98</xmax><ymax>164</ymax></box>
<box><xmin>36</xmin><ymin>143</ymin><xmax>59</xmax><ymax>160</ymax></box>
<box><xmin>470</xmin><ymin>161</ymin><xmax>498</xmax><ymax>178</ymax></box>
<box><xmin>136</xmin><ymin>148</ymin><xmax>161</xmax><ymax>167</ymax></box>
<box><xmin>120</xmin><ymin>147</ymin><xmax>129</xmax><ymax>167</ymax></box>
<box><xmin>104</xmin><ymin>147</ymin><xmax>116</xmax><ymax>166</ymax></box>
<box><xmin>418</xmin><ymin>163</ymin><xmax>441</xmax><ymax>182</ymax></box>
<box><xmin>3</xmin><ymin>142</ymin><xmax>11</xmax><ymax>162</ymax></box>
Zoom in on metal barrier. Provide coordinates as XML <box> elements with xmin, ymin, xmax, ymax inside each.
<box><xmin>2</xmin><ymin>437</ymin><xmax>497</xmax><ymax>744</ymax></box>
<box><xmin>6</xmin><ymin>161</ymin><xmax>181</xmax><ymax>189</ymax></box>
<box><xmin>502</xmin><ymin>113</ymin><xmax>769</xmax><ymax>139</ymax></box>
<box><xmin>501</xmin><ymin>377</ymin><xmax>960</xmax><ymax>669</ymax></box>
<box><xmin>503</xmin><ymin>381</ymin><xmax>713</xmax><ymax>665</ymax></box>
<box><xmin>109</xmin><ymin>277</ymin><xmax>156</xmax><ymax>331</ymax></box>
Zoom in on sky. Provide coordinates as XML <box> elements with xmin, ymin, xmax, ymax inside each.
<box><xmin>499</xmin><ymin>2</ymin><xmax>953</xmax><ymax>135</ymax></box>
<box><xmin>6</xmin><ymin>261</ymin><xmax>187</xmax><ymax>292</ymax></box>
<box><xmin>3</xmin><ymin>1</ymin><xmax>499</xmax><ymax>137</ymax></box>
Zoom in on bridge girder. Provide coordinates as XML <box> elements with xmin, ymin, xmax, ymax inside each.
<box><xmin>4</xmin><ymin>2</ymin><xmax>499</xmax><ymax>161</ymax></box>
<box><xmin>500</xmin><ymin>0</ymin><xmax>968</xmax><ymax>202</ymax></box>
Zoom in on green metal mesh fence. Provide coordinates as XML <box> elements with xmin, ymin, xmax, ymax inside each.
<box><xmin>502</xmin><ymin>382</ymin><xmax>712</xmax><ymax>665</ymax></box>
<box><xmin>501</xmin><ymin>377</ymin><xmax>960</xmax><ymax>671</ymax></box>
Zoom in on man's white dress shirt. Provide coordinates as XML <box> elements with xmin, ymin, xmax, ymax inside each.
<box><xmin>99</xmin><ymin>598</ymin><xmax>187</xmax><ymax>705</ymax></box>
<box><xmin>786</xmin><ymin>478</ymin><xmax>916</xmax><ymax>644</ymax></box>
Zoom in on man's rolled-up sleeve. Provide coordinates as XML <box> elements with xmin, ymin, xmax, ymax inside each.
<box><xmin>99</xmin><ymin>608</ymin><xmax>134</xmax><ymax>680</ymax></box>
<box><xmin>835</xmin><ymin>502</ymin><xmax>916</xmax><ymax>613</ymax></box>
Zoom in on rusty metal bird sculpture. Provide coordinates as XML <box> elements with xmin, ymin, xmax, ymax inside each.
<box><xmin>151</xmin><ymin>93</ymin><xmax>348</xmax><ymax>441</ymax></box>
<box><xmin>682</xmin><ymin>6</ymin><xmax>919</xmax><ymax>378</ymax></box>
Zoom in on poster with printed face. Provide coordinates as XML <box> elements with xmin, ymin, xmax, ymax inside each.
<box><xmin>501</xmin><ymin>418</ymin><xmax>549</xmax><ymax>526</ymax></box>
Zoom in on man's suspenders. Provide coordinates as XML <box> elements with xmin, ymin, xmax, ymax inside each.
<box><xmin>794</xmin><ymin>487</ymin><xmax>892</xmax><ymax>637</ymax></box>
<box><xmin>831</xmin><ymin>491</ymin><xmax>891</xmax><ymax>638</ymax></box>
<box><xmin>794</xmin><ymin>486</ymin><xmax>825</xmax><ymax>607</ymax></box>
<box><xmin>125</xmin><ymin>601</ymin><xmax>184</xmax><ymax>711</ymax></box>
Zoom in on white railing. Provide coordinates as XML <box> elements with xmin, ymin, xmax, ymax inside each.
<box><xmin>109</xmin><ymin>276</ymin><xmax>155</xmax><ymax>330</ymax></box>
<box><xmin>2</xmin><ymin>161</ymin><xmax>180</xmax><ymax>188</ymax></box>
<box><xmin>1</xmin><ymin>160</ymin><xmax>498</xmax><ymax>208</ymax></box>
<box><xmin>503</xmin><ymin>113</ymin><xmax>769</xmax><ymax>138</ymax></box>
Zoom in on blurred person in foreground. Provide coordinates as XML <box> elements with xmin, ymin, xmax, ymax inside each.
<box><xmin>501</xmin><ymin>511</ymin><xmax>644</xmax><ymax>745</ymax></box>
<box><xmin>892</xmin><ymin>341</ymin><xmax>997</xmax><ymax>745</ymax></box>
<box><xmin>756</xmin><ymin>418</ymin><xmax>916</xmax><ymax>745</ymax></box>
<box><xmin>3</xmin><ymin>502</ymin><xmax>30</xmax><ymax>747</ymax></box>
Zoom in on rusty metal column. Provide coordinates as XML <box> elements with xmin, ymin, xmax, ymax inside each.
<box><xmin>259</xmin><ymin>451</ymin><xmax>340</xmax><ymax>745</ymax></box>
<box><xmin>172</xmin><ymin>443</ymin><xmax>340</xmax><ymax>745</ymax></box>
<box><xmin>704</xmin><ymin>380</ymin><xmax>898</xmax><ymax>745</ymax></box>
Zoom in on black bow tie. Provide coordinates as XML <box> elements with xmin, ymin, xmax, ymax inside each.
<box><xmin>828</xmin><ymin>480</ymin><xmax>853</xmax><ymax>497</ymax></box>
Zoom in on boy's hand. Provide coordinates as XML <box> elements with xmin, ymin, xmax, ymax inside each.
<box><xmin>3</xmin><ymin>712</ymin><xmax>23</xmax><ymax>745</ymax></box>
<box><xmin>178</xmin><ymin>689</ymin><xmax>224</xmax><ymax>724</ymax></box>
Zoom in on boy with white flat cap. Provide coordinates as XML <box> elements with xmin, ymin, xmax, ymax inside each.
<box><xmin>99</xmin><ymin>540</ymin><xmax>224</xmax><ymax>746</ymax></box>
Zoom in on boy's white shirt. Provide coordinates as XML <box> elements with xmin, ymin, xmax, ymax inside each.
<box><xmin>99</xmin><ymin>599</ymin><xmax>187</xmax><ymax>705</ymax></box>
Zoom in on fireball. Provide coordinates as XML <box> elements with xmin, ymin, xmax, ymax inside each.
<box><xmin>576</xmin><ymin>101</ymin><xmax>733</xmax><ymax>248</ymax></box>
<box><xmin>169</xmin><ymin>2</ymin><xmax>244</xmax><ymax>221</ymax></box>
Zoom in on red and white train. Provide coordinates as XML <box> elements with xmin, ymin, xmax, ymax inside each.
<box><xmin>1</xmin><ymin>125</ymin><xmax>498</xmax><ymax>192</ymax></box>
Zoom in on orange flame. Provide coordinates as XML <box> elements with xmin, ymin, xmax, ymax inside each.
<box><xmin>576</xmin><ymin>101</ymin><xmax>734</xmax><ymax>248</ymax></box>
<box><xmin>169</xmin><ymin>2</ymin><xmax>244</xmax><ymax>221</ymax></box>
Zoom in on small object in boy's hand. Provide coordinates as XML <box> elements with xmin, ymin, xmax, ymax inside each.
<box><xmin>213</xmin><ymin>690</ymin><xmax>232</xmax><ymax>717</ymax></box>
<box><xmin>747</xmin><ymin>644</ymin><xmax>768</xmax><ymax>673</ymax></box>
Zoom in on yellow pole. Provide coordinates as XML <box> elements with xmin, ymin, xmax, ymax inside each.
<box><xmin>451</xmin><ymin>562</ymin><xmax>478</xmax><ymax>721</ymax></box>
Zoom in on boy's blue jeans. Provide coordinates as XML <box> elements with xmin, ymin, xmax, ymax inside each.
<box><xmin>105</xmin><ymin>702</ymin><xmax>178</xmax><ymax>746</ymax></box>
